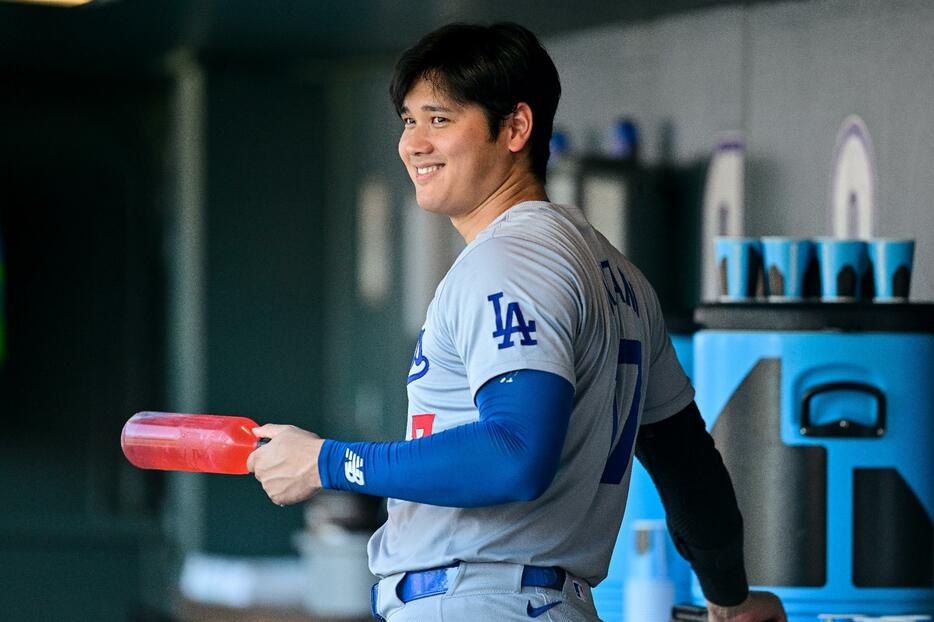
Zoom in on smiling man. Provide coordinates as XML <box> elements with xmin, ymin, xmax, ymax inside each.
<box><xmin>398</xmin><ymin>78</ymin><xmax>545</xmax><ymax>241</ymax></box>
<box><xmin>248</xmin><ymin>23</ymin><xmax>786</xmax><ymax>622</ymax></box>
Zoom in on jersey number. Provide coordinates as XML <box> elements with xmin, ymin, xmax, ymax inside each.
<box><xmin>600</xmin><ymin>339</ymin><xmax>642</xmax><ymax>485</ymax></box>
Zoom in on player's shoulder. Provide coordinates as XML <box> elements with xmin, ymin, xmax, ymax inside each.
<box><xmin>437</xmin><ymin>202</ymin><xmax>587</xmax><ymax>299</ymax></box>
<box><xmin>454</xmin><ymin>201</ymin><xmax>587</xmax><ymax>266</ymax></box>
<box><xmin>488</xmin><ymin>200</ymin><xmax>585</xmax><ymax>242</ymax></box>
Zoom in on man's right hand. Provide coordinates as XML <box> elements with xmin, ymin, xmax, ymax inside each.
<box><xmin>247</xmin><ymin>424</ymin><xmax>325</xmax><ymax>507</ymax></box>
<box><xmin>707</xmin><ymin>591</ymin><xmax>787</xmax><ymax>622</ymax></box>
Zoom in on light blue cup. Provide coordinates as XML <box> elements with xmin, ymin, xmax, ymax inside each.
<box><xmin>762</xmin><ymin>238</ymin><xmax>815</xmax><ymax>301</ymax></box>
<box><xmin>868</xmin><ymin>239</ymin><xmax>915</xmax><ymax>302</ymax></box>
<box><xmin>816</xmin><ymin>239</ymin><xmax>869</xmax><ymax>301</ymax></box>
<box><xmin>715</xmin><ymin>237</ymin><xmax>763</xmax><ymax>301</ymax></box>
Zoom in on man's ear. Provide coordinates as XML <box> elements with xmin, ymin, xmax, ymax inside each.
<box><xmin>505</xmin><ymin>102</ymin><xmax>534</xmax><ymax>153</ymax></box>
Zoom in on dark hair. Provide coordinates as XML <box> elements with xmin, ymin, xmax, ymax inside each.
<box><xmin>390</xmin><ymin>22</ymin><xmax>561</xmax><ymax>183</ymax></box>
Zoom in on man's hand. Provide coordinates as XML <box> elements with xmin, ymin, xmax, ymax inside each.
<box><xmin>707</xmin><ymin>591</ymin><xmax>787</xmax><ymax>622</ymax></box>
<box><xmin>247</xmin><ymin>424</ymin><xmax>325</xmax><ymax>506</ymax></box>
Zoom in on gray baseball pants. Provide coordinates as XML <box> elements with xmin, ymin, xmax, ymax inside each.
<box><xmin>372</xmin><ymin>561</ymin><xmax>602</xmax><ymax>621</ymax></box>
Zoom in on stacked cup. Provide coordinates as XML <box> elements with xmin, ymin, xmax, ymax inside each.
<box><xmin>715</xmin><ymin>237</ymin><xmax>916</xmax><ymax>303</ymax></box>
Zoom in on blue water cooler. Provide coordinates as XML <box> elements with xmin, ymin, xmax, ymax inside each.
<box><xmin>691</xmin><ymin>303</ymin><xmax>934</xmax><ymax>619</ymax></box>
<box><xmin>595</xmin><ymin>316</ymin><xmax>697</xmax><ymax>622</ymax></box>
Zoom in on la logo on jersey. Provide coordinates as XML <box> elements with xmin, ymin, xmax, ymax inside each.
<box><xmin>343</xmin><ymin>448</ymin><xmax>365</xmax><ymax>486</ymax></box>
<box><xmin>487</xmin><ymin>292</ymin><xmax>537</xmax><ymax>350</ymax></box>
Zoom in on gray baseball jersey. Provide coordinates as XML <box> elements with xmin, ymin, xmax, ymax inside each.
<box><xmin>368</xmin><ymin>200</ymin><xmax>694</xmax><ymax>585</ymax></box>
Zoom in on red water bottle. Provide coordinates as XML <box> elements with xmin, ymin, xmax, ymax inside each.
<box><xmin>121</xmin><ymin>412</ymin><xmax>265</xmax><ymax>474</ymax></box>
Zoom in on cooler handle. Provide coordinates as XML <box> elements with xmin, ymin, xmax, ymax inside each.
<box><xmin>800</xmin><ymin>381</ymin><xmax>886</xmax><ymax>438</ymax></box>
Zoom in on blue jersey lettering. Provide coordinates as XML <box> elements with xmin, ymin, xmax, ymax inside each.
<box><xmin>599</xmin><ymin>260</ymin><xmax>640</xmax><ymax>318</ymax></box>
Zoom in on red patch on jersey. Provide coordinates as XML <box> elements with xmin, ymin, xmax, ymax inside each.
<box><xmin>411</xmin><ymin>414</ymin><xmax>435</xmax><ymax>439</ymax></box>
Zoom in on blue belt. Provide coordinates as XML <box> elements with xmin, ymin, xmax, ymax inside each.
<box><xmin>371</xmin><ymin>564</ymin><xmax>566</xmax><ymax>620</ymax></box>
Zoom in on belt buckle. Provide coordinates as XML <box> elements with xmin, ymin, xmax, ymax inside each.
<box><xmin>398</xmin><ymin>563</ymin><xmax>459</xmax><ymax>604</ymax></box>
<box><xmin>522</xmin><ymin>565</ymin><xmax>567</xmax><ymax>591</ymax></box>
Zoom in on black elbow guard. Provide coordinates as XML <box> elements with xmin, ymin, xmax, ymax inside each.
<box><xmin>636</xmin><ymin>401</ymin><xmax>749</xmax><ymax>606</ymax></box>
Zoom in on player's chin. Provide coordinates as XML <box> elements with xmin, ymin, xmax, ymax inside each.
<box><xmin>413</xmin><ymin>192</ymin><xmax>445</xmax><ymax>215</ymax></box>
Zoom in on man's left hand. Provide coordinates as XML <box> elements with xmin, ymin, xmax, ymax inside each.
<box><xmin>247</xmin><ymin>424</ymin><xmax>325</xmax><ymax>506</ymax></box>
<box><xmin>707</xmin><ymin>591</ymin><xmax>787</xmax><ymax>622</ymax></box>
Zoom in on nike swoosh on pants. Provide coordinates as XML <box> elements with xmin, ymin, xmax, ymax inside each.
<box><xmin>526</xmin><ymin>599</ymin><xmax>562</xmax><ymax>618</ymax></box>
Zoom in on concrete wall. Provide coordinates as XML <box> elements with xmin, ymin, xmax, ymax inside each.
<box><xmin>546</xmin><ymin>0</ymin><xmax>934</xmax><ymax>298</ymax></box>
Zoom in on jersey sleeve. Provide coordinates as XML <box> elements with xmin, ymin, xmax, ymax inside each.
<box><xmin>639</xmin><ymin>278</ymin><xmax>695</xmax><ymax>425</ymax></box>
<box><xmin>437</xmin><ymin>236</ymin><xmax>580</xmax><ymax>399</ymax></box>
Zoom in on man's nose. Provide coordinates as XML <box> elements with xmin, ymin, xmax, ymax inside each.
<box><xmin>402</xmin><ymin>124</ymin><xmax>433</xmax><ymax>156</ymax></box>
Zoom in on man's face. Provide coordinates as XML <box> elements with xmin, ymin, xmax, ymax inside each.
<box><xmin>398</xmin><ymin>78</ymin><xmax>513</xmax><ymax>217</ymax></box>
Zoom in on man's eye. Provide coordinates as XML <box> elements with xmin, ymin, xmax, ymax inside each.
<box><xmin>402</xmin><ymin>117</ymin><xmax>415</xmax><ymax>127</ymax></box>
<box><xmin>432</xmin><ymin>116</ymin><xmax>448</xmax><ymax>124</ymax></box>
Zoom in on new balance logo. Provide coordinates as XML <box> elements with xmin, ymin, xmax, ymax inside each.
<box><xmin>488</xmin><ymin>292</ymin><xmax>537</xmax><ymax>350</ymax></box>
<box><xmin>344</xmin><ymin>449</ymin><xmax>364</xmax><ymax>486</ymax></box>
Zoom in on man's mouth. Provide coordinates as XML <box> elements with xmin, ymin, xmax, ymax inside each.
<box><xmin>415</xmin><ymin>164</ymin><xmax>444</xmax><ymax>179</ymax></box>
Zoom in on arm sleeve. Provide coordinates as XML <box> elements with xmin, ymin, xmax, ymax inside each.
<box><xmin>635</xmin><ymin>400</ymin><xmax>749</xmax><ymax>607</ymax></box>
<box><xmin>318</xmin><ymin>370</ymin><xmax>574</xmax><ymax>507</ymax></box>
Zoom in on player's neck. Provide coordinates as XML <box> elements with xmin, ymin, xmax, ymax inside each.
<box><xmin>451</xmin><ymin>169</ymin><xmax>547</xmax><ymax>244</ymax></box>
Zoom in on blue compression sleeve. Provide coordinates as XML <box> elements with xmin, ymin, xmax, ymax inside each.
<box><xmin>319</xmin><ymin>370</ymin><xmax>574</xmax><ymax>507</ymax></box>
